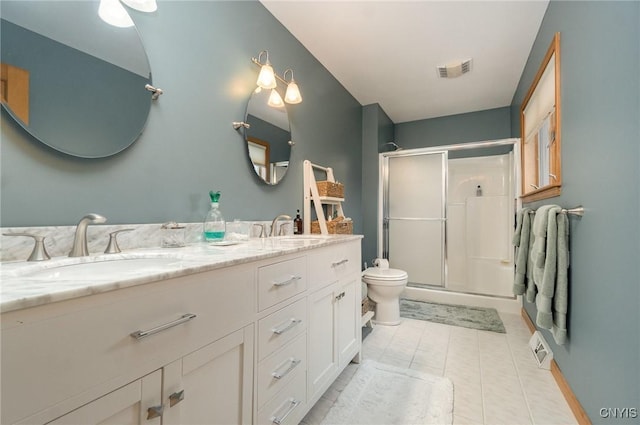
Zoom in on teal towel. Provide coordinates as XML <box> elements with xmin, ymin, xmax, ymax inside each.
<box><xmin>513</xmin><ymin>208</ymin><xmax>533</xmax><ymax>296</ymax></box>
<box><xmin>533</xmin><ymin>206</ymin><xmax>569</xmax><ymax>345</ymax></box>
<box><xmin>531</xmin><ymin>205</ymin><xmax>559</xmax><ymax>285</ymax></box>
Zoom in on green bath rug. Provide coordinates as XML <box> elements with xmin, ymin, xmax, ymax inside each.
<box><xmin>400</xmin><ymin>299</ymin><xmax>506</xmax><ymax>333</ymax></box>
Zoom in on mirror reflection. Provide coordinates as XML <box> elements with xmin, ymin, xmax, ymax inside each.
<box><xmin>0</xmin><ymin>0</ymin><xmax>152</xmax><ymax>158</ymax></box>
<box><xmin>520</xmin><ymin>32</ymin><xmax>561</xmax><ymax>201</ymax></box>
<box><xmin>244</xmin><ymin>88</ymin><xmax>292</xmax><ymax>185</ymax></box>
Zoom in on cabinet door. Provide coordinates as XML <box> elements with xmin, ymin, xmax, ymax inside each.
<box><xmin>307</xmin><ymin>283</ymin><xmax>338</xmax><ymax>401</ymax></box>
<box><xmin>162</xmin><ymin>325</ymin><xmax>254</xmax><ymax>425</ymax></box>
<box><xmin>336</xmin><ymin>273</ymin><xmax>360</xmax><ymax>369</ymax></box>
<box><xmin>47</xmin><ymin>370</ymin><xmax>162</xmax><ymax>425</ymax></box>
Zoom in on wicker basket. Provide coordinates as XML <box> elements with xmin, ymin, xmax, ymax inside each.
<box><xmin>316</xmin><ymin>181</ymin><xmax>344</xmax><ymax>198</ymax></box>
<box><xmin>310</xmin><ymin>217</ymin><xmax>353</xmax><ymax>234</ymax></box>
<box><xmin>361</xmin><ymin>297</ymin><xmax>376</xmax><ymax>315</ymax></box>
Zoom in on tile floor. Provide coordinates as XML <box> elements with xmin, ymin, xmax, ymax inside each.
<box><xmin>301</xmin><ymin>311</ymin><xmax>577</xmax><ymax>425</ymax></box>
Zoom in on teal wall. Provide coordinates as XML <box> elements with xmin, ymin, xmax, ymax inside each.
<box><xmin>395</xmin><ymin>106</ymin><xmax>512</xmax><ymax>148</ymax></box>
<box><xmin>0</xmin><ymin>1</ymin><xmax>363</xmax><ymax>229</ymax></box>
<box><xmin>361</xmin><ymin>103</ymin><xmax>394</xmax><ymax>267</ymax></box>
<box><xmin>511</xmin><ymin>1</ymin><xmax>640</xmax><ymax>421</ymax></box>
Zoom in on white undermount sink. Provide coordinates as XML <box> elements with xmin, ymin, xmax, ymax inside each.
<box><xmin>271</xmin><ymin>235</ymin><xmax>328</xmax><ymax>246</ymax></box>
<box><xmin>10</xmin><ymin>255</ymin><xmax>190</xmax><ymax>280</ymax></box>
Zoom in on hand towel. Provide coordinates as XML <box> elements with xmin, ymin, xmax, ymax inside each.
<box><xmin>534</xmin><ymin>205</ymin><xmax>570</xmax><ymax>345</ymax></box>
<box><xmin>531</xmin><ymin>204</ymin><xmax>559</xmax><ymax>287</ymax></box>
<box><xmin>513</xmin><ymin>208</ymin><xmax>532</xmax><ymax>295</ymax></box>
<box><xmin>551</xmin><ymin>212</ymin><xmax>569</xmax><ymax>345</ymax></box>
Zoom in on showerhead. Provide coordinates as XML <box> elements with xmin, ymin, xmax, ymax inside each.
<box><xmin>385</xmin><ymin>141</ymin><xmax>403</xmax><ymax>151</ymax></box>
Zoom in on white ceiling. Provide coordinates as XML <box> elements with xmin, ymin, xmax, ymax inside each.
<box><xmin>260</xmin><ymin>0</ymin><xmax>549</xmax><ymax>123</ymax></box>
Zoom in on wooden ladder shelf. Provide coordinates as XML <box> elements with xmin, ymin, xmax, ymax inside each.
<box><xmin>303</xmin><ymin>160</ymin><xmax>345</xmax><ymax>235</ymax></box>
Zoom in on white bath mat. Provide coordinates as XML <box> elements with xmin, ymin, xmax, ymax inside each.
<box><xmin>320</xmin><ymin>360</ymin><xmax>454</xmax><ymax>425</ymax></box>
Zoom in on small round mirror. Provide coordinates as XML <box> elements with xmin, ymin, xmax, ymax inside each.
<box><xmin>244</xmin><ymin>89</ymin><xmax>292</xmax><ymax>185</ymax></box>
<box><xmin>0</xmin><ymin>1</ymin><xmax>152</xmax><ymax>158</ymax></box>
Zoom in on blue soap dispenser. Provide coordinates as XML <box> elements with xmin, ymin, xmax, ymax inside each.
<box><xmin>203</xmin><ymin>191</ymin><xmax>226</xmax><ymax>241</ymax></box>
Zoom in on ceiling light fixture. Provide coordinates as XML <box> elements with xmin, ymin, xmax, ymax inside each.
<box><xmin>251</xmin><ymin>50</ymin><xmax>302</xmax><ymax>104</ymax></box>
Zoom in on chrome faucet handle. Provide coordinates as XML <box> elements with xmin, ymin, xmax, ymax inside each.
<box><xmin>3</xmin><ymin>233</ymin><xmax>51</xmax><ymax>261</ymax></box>
<box><xmin>253</xmin><ymin>223</ymin><xmax>267</xmax><ymax>238</ymax></box>
<box><xmin>104</xmin><ymin>229</ymin><xmax>134</xmax><ymax>254</ymax></box>
<box><xmin>278</xmin><ymin>223</ymin><xmax>291</xmax><ymax>236</ymax></box>
<box><xmin>270</xmin><ymin>215</ymin><xmax>292</xmax><ymax>237</ymax></box>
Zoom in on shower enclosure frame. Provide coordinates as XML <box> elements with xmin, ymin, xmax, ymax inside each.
<box><xmin>378</xmin><ymin>137</ymin><xmax>520</xmax><ymax>298</ymax></box>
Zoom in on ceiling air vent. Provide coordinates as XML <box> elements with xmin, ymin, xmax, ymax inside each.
<box><xmin>437</xmin><ymin>58</ymin><xmax>472</xmax><ymax>78</ymax></box>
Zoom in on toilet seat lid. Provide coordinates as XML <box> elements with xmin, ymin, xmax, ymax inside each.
<box><xmin>363</xmin><ymin>267</ymin><xmax>408</xmax><ymax>281</ymax></box>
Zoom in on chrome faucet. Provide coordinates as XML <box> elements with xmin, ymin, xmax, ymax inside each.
<box><xmin>270</xmin><ymin>214</ymin><xmax>292</xmax><ymax>237</ymax></box>
<box><xmin>69</xmin><ymin>213</ymin><xmax>107</xmax><ymax>257</ymax></box>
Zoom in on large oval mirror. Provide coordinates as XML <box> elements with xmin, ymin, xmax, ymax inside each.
<box><xmin>244</xmin><ymin>89</ymin><xmax>292</xmax><ymax>185</ymax></box>
<box><xmin>0</xmin><ymin>0</ymin><xmax>152</xmax><ymax>158</ymax></box>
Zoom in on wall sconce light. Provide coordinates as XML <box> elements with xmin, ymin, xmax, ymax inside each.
<box><xmin>283</xmin><ymin>69</ymin><xmax>302</xmax><ymax>104</ymax></box>
<box><xmin>267</xmin><ymin>89</ymin><xmax>285</xmax><ymax>108</ymax></box>
<box><xmin>252</xmin><ymin>50</ymin><xmax>302</xmax><ymax>105</ymax></box>
<box><xmin>99</xmin><ymin>0</ymin><xmax>134</xmax><ymax>27</ymax></box>
<box><xmin>255</xmin><ymin>51</ymin><xmax>277</xmax><ymax>89</ymax></box>
<box><xmin>121</xmin><ymin>0</ymin><xmax>158</xmax><ymax>13</ymax></box>
<box><xmin>99</xmin><ymin>0</ymin><xmax>157</xmax><ymax>28</ymax></box>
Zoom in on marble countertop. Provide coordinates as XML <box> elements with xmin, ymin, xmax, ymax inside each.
<box><xmin>0</xmin><ymin>235</ymin><xmax>362</xmax><ymax>314</ymax></box>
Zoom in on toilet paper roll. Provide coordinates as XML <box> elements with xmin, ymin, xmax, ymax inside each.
<box><xmin>373</xmin><ymin>258</ymin><xmax>389</xmax><ymax>269</ymax></box>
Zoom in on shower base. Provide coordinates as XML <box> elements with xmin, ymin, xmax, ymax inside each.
<box><xmin>403</xmin><ymin>283</ymin><xmax>521</xmax><ymax>314</ymax></box>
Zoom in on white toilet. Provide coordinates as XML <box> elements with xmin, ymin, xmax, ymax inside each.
<box><xmin>363</xmin><ymin>261</ymin><xmax>408</xmax><ymax>326</ymax></box>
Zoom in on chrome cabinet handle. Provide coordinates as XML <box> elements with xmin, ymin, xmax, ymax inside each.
<box><xmin>272</xmin><ymin>275</ymin><xmax>302</xmax><ymax>287</ymax></box>
<box><xmin>271</xmin><ymin>399</ymin><xmax>301</xmax><ymax>425</ymax></box>
<box><xmin>529</xmin><ymin>184</ymin><xmax>540</xmax><ymax>190</ymax></box>
<box><xmin>146</xmin><ymin>404</ymin><xmax>164</xmax><ymax>420</ymax></box>
<box><xmin>169</xmin><ymin>390</ymin><xmax>185</xmax><ymax>407</ymax></box>
<box><xmin>130</xmin><ymin>313</ymin><xmax>197</xmax><ymax>340</ymax></box>
<box><xmin>331</xmin><ymin>258</ymin><xmax>349</xmax><ymax>267</ymax></box>
<box><xmin>271</xmin><ymin>318</ymin><xmax>302</xmax><ymax>335</ymax></box>
<box><xmin>335</xmin><ymin>291</ymin><xmax>346</xmax><ymax>301</ymax></box>
<box><xmin>272</xmin><ymin>358</ymin><xmax>301</xmax><ymax>379</ymax></box>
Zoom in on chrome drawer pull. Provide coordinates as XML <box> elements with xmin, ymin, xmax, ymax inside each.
<box><xmin>272</xmin><ymin>358</ymin><xmax>301</xmax><ymax>379</ymax></box>
<box><xmin>271</xmin><ymin>398</ymin><xmax>301</xmax><ymax>425</ymax></box>
<box><xmin>131</xmin><ymin>313</ymin><xmax>197</xmax><ymax>340</ymax></box>
<box><xmin>331</xmin><ymin>258</ymin><xmax>349</xmax><ymax>267</ymax></box>
<box><xmin>271</xmin><ymin>318</ymin><xmax>302</xmax><ymax>335</ymax></box>
<box><xmin>168</xmin><ymin>390</ymin><xmax>185</xmax><ymax>407</ymax></box>
<box><xmin>146</xmin><ymin>404</ymin><xmax>164</xmax><ymax>420</ymax></box>
<box><xmin>335</xmin><ymin>291</ymin><xmax>346</xmax><ymax>301</ymax></box>
<box><xmin>272</xmin><ymin>275</ymin><xmax>302</xmax><ymax>287</ymax></box>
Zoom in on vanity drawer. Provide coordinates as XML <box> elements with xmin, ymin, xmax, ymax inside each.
<box><xmin>258</xmin><ymin>256</ymin><xmax>307</xmax><ymax>311</ymax></box>
<box><xmin>1</xmin><ymin>266</ymin><xmax>255</xmax><ymax>425</ymax></box>
<box><xmin>257</xmin><ymin>332</ymin><xmax>307</xmax><ymax>409</ymax></box>
<box><xmin>258</xmin><ymin>297</ymin><xmax>306</xmax><ymax>361</ymax></box>
<box><xmin>256</xmin><ymin>371</ymin><xmax>307</xmax><ymax>425</ymax></box>
<box><xmin>308</xmin><ymin>240</ymin><xmax>361</xmax><ymax>291</ymax></box>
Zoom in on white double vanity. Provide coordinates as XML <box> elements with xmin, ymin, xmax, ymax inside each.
<box><xmin>1</xmin><ymin>235</ymin><xmax>362</xmax><ymax>425</ymax></box>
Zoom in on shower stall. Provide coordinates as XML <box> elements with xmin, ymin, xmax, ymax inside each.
<box><xmin>378</xmin><ymin>138</ymin><xmax>520</xmax><ymax>312</ymax></box>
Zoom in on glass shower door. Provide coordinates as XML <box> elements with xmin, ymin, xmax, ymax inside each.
<box><xmin>384</xmin><ymin>152</ymin><xmax>446</xmax><ymax>287</ymax></box>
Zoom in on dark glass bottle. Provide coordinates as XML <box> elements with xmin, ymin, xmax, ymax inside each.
<box><xmin>294</xmin><ymin>209</ymin><xmax>303</xmax><ymax>234</ymax></box>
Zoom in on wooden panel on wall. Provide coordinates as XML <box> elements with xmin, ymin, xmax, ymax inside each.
<box><xmin>0</xmin><ymin>63</ymin><xmax>30</xmax><ymax>125</ymax></box>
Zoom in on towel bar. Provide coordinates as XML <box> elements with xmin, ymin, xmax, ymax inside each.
<box><xmin>528</xmin><ymin>205</ymin><xmax>584</xmax><ymax>217</ymax></box>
